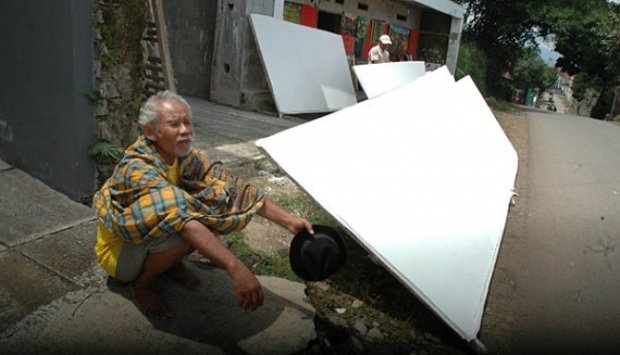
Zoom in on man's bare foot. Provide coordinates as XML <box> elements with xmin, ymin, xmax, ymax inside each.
<box><xmin>165</xmin><ymin>262</ymin><xmax>201</xmax><ymax>290</ymax></box>
<box><xmin>129</xmin><ymin>282</ymin><xmax>174</xmax><ymax>318</ymax></box>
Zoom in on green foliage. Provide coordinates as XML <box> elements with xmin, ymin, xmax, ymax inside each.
<box><xmin>84</xmin><ymin>91</ymin><xmax>104</xmax><ymax>104</ymax></box>
<box><xmin>539</xmin><ymin>0</ymin><xmax>619</xmax><ymax>80</ymax></box>
<box><xmin>456</xmin><ymin>0</ymin><xmax>619</xmax><ymax>110</ymax></box>
<box><xmin>275</xmin><ymin>192</ymin><xmax>334</xmax><ymax>227</ymax></box>
<box><xmin>532</xmin><ymin>0</ymin><xmax>619</xmax><ymax>119</ymax></box>
<box><xmin>571</xmin><ymin>73</ymin><xmax>603</xmax><ymax>101</ymax></box>
<box><xmin>458</xmin><ymin>0</ymin><xmax>542</xmax><ymax>86</ymax></box>
<box><xmin>99</xmin><ymin>1</ymin><xmax>147</xmax><ymax>70</ymax></box>
<box><xmin>227</xmin><ymin>232</ymin><xmax>301</xmax><ymax>280</ymax></box>
<box><xmin>486</xmin><ymin>97</ymin><xmax>513</xmax><ymax>112</ymax></box>
<box><xmin>456</xmin><ymin>40</ymin><xmax>488</xmax><ymax>96</ymax></box>
<box><xmin>571</xmin><ymin>74</ymin><xmax>589</xmax><ymax>101</ymax></box>
<box><xmin>88</xmin><ymin>141</ymin><xmax>124</xmax><ymax>164</ymax></box>
<box><xmin>542</xmin><ymin>66</ymin><xmax>559</xmax><ymax>90</ymax></box>
<box><xmin>96</xmin><ymin>0</ymin><xmax>146</xmax><ymax>148</ymax></box>
<box><xmin>512</xmin><ymin>47</ymin><xmax>557</xmax><ymax>91</ymax></box>
<box><xmin>591</xmin><ymin>84</ymin><xmax>615</xmax><ymax>119</ymax></box>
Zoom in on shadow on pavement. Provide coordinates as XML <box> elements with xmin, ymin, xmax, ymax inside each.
<box><xmin>106</xmin><ymin>261</ymin><xmax>313</xmax><ymax>354</ymax></box>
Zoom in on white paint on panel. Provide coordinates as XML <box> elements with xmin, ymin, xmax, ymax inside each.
<box><xmin>353</xmin><ymin>61</ymin><xmax>426</xmax><ymax>99</ymax></box>
<box><xmin>256</xmin><ymin>66</ymin><xmax>518</xmax><ymax>341</ymax></box>
<box><xmin>248</xmin><ymin>14</ymin><xmax>357</xmax><ymax>115</ymax></box>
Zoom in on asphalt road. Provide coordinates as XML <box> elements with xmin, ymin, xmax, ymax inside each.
<box><xmin>481</xmin><ymin>110</ymin><xmax>620</xmax><ymax>354</ymax></box>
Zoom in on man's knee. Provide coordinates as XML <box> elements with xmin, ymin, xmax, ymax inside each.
<box><xmin>170</xmin><ymin>239</ymin><xmax>192</xmax><ymax>255</ymax></box>
<box><xmin>153</xmin><ymin>239</ymin><xmax>191</xmax><ymax>258</ymax></box>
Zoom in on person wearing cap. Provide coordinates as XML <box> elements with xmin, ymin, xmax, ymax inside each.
<box><xmin>93</xmin><ymin>90</ymin><xmax>314</xmax><ymax>318</ymax></box>
<box><xmin>368</xmin><ymin>34</ymin><xmax>392</xmax><ymax>64</ymax></box>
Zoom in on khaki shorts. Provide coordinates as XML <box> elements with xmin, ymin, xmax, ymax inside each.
<box><xmin>114</xmin><ymin>234</ymin><xmax>186</xmax><ymax>283</ymax></box>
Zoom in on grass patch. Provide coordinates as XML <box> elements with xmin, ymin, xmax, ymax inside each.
<box><xmin>252</xmin><ymin>158</ymin><xmax>285</xmax><ymax>176</ymax></box>
<box><xmin>226</xmin><ymin>190</ymin><xmax>336</xmax><ymax>282</ymax></box>
<box><xmin>227</xmin><ymin>232</ymin><xmax>302</xmax><ymax>281</ymax></box>
<box><xmin>486</xmin><ymin>96</ymin><xmax>514</xmax><ymax>112</ymax></box>
<box><xmin>275</xmin><ymin>192</ymin><xmax>334</xmax><ymax>226</ymax></box>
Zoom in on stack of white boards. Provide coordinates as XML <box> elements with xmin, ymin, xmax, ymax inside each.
<box><xmin>256</xmin><ymin>65</ymin><xmax>518</xmax><ymax>344</ymax></box>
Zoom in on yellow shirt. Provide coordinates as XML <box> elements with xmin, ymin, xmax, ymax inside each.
<box><xmin>95</xmin><ymin>159</ymin><xmax>180</xmax><ymax>277</ymax></box>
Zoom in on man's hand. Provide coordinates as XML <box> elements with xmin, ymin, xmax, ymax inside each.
<box><xmin>227</xmin><ymin>261</ymin><xmax>264</xmax><ymax>311</ymax></box>
<box><xmin>257</xmin><ymin>199</ymin><xmax>314</xmax><ymax>235</ymax></box>
<box><xmin>285</xmin><ymin>214</ymin><xmax>314</xmax><ymax>235</ymax></box>
<box><xmin>181</xmin><ymin>220</ymin><xmax>264</xmax><ymax>311</ymax></box>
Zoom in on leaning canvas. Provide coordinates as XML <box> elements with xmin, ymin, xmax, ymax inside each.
<box><xmin>256</xmin><ymin>66</ymin><xmax>518</xmax><ymax>343</ymax></box>
<box><xmin>353</xmin><ymin>61</ymin><xmax>426</xmax><ymax>99</ymax></box>
<box><xmin>249</xmin><ymin>14</ymin><xmax>357</xmax><ymax>115</ymax></box>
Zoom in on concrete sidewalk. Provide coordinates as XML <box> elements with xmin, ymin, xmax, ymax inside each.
<box><xmin>0</xmin><ymin>99</ymin><xmax>317</xmax><ymax>354</ymax></box>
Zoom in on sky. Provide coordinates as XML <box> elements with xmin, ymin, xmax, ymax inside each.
<box><xmin>539</xmin><ymin>42</ymin><xmax>561</xmax><ymax>67</ymax></box>
<box><xmin>536</xmin><ymin>36</ymin><xmax>561</xmax><ymax>67</ymax></box>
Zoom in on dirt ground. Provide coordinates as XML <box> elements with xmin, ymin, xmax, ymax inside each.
<box><xmin>222</xmin><ymin>106</ymin><xmax>529</xmax><ymax>354</ymax></box>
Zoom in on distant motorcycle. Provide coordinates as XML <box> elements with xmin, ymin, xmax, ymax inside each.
<box><xmin>547</xmin><ymin>102</ymin><xmax>557</xmax><ymax>112</ymax></box>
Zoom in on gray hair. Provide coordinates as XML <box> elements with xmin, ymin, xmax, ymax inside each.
<box><xmin>137</xmin><ymin>90</ymin><xmax>193</xmax><ymax>128</ymax></box>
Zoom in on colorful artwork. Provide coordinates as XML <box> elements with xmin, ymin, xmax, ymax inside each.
<box><xmin>389</xmin><ymin>24</ymin><xmax>411</xmax><ymax>57</ymax></box>
<box><xmin>283</xmin><ymin>2</ymin><xmax>301</xmax><ymax>24</ymax></box>
<box><xmin>370</xmin><ymin>20</ymin><xmax>385</xmax><ymax>44</ymax></box>
<box><xmin>342</xmin><ymin>12</ymin><xmax>357</xmax><ymax>36</ymax></box>
<box><xmin>356</xmin><ymin>16</ymin><xmax>369</xmax><ymax>39</ymax></box>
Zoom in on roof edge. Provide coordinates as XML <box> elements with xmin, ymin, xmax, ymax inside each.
<box><xmin>411</xmin><ymin>0</ymin><xmax>464</xmax><ymax>18</ymax></box>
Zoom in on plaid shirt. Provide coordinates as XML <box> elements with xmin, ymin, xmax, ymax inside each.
<box><xmin>93</xmin><ymin>136</ymin><xmax>265</xmax><ymax>244</ymax></box>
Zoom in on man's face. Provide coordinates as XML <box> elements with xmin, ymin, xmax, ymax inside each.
<box><xmin>145</xmin><ymin>99</ymin><xmax>194</xmax><ymax>164</ymax></box>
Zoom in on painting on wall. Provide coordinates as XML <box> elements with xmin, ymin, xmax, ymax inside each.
<box><xmin>341</xmin><ymin>12</ymin><xmax>357</xmax><ymax>36</ymax></box>
<box><xmin>283</xmin><ymin>2</ymin><xmax>301</xmax><ymax>24</ymax></box>
<box><xmin>354</xmin><ymin>15</ymin><xmax>369</xmax><ymax>59</ymax></box>
<box><xmin>356</xmin><ymin>15</ymin><xmax>369</xmax><ymax>39</ymax></box>
<box><xmin>389</xmin><ymin>23</ymin><xmax>411</xmax><ymax>59</ymax></box>
<box><xmin>370</xmin><ymin>19</ymin><xmax>385</xmax><ymax>44</ymax></box>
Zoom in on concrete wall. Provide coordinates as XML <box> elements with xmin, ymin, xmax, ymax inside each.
<box><xmin>163</xmin><ymin>0</ymin><xmax>218</xmax><ymax>99</ymax></box>
<box><xmin>0</xmin><ymin>0</ymin><xmax>96</xmax><ymax>201</ymax></box>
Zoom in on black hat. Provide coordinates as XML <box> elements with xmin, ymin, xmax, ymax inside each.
<box><xmin>289</xmin><ymin>224</ymin><xmax>347</xmax><ymax>281</ymax></box>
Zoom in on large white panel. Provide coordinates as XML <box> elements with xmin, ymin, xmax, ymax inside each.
<box><xmin>248</xmin><ymin>14</ymin><xmax>357</xmax><ymax>115</ymax></box>
<box><xmin>353</xmin><ymin>61</ymin><xmax>426</xmax><ymax>99</ymax></box>
<box><xmin>256</xmin><ymin>66</ymin><xmax>518</xmax><ymax>342</ymax></box>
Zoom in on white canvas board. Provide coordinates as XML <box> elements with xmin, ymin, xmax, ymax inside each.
<box><xmin>353</xmin><ymin>61</ymin><xmax>426</xmax><ymax>99</ymax></box>
<box><xmin>248</xmin><ymin>14</ymin><xmax>357</xmax><ymax>115</ymax></box>
<box><xmin>256</xmin><ymin>66</ymin><xmax>518</xmax><ymax>341</ymax></box>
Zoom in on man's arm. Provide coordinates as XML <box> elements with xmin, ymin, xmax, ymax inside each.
<box><xmin>181</xmin><ymin>219</ymin><xmax>264</xmax><ymax>311</ymax></box>
<box><xmin>257</xmin><ymin>198</ymin><xmax>314</xmax><ymax>235</ymax></box>
<box><xmin>369</xmin><ymin>49</ymin><xmax>377</xmax><ymax>63</ymax></box>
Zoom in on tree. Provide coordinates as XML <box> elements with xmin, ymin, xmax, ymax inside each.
<box><xmin>543</xmin><ymin>0</ymin><xmax>620</xmax><ymax>118</ymax></box>
<box><xmin>535</xmin><ymin>1</ymin><xmax>619</xmax><ymax>78</ymax></box>
<box><xmin>457</xmin><ymin>0</ymin><xmax>542</xmax><ymax>94</ymax></box>
<box><xmin>455</xmin><ymin>40</ymin><xmax>489</xmax><ymax>96</ymax></box>
<box><xmin>512</xmin><ymin>47</ymin><xmax>557</xmax><ymax>92</ymax></box>
<box><xmin>457</xmin><ymin>0</ymin><xmax>620</xmax><ymax>118</ymax></box>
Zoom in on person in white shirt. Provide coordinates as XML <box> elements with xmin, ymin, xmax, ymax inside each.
<box><xmin>368</xmin><ymin>34</ymin><xmax>392</xmax><ymax>64</ymax></box>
